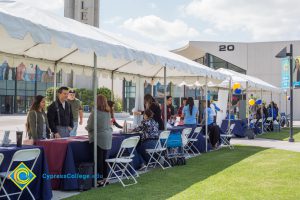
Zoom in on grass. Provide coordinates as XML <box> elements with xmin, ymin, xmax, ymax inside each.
<box><xmin>66</xmin><ymin>146</ymin><xmax>300</xmax><ymax>200</ymax></box>
<box><xmin>257</xmin><ymin>127</ymin><xmax>300</xmax><ymax>142</ymax></box>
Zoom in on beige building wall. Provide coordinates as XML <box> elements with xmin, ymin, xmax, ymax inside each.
<box><xmin>174</xmin><ymin>41</ymin><xmax>300</xmax><ymax>119</ymax></box>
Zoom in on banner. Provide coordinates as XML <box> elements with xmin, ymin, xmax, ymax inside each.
<box><xmin>294</xmin><ymin>56</ymin><xmax>300</xmax><ymax>88</ymax></box>
<box><xmin>216</xmin><ymin>89</ymin><xmax>228</xmax><ymax>126</ymax></box>
<box><xmin>281</xmin><ymin>58</ymin><xmax>290</xmax><ymax>89</ymax></box>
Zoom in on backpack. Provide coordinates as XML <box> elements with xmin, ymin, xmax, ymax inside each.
<box><xmin>77</xmin><ymin>162</ymin><xmax>94</xmax><ymax>191</ymax></box>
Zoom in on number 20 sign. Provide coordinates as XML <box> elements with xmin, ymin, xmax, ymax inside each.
<box><xmin>219</xmin><ymin>45</ymin><xmax>235</xmax><ymax>51</ymax></box>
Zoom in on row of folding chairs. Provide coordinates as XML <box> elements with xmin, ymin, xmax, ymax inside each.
<box><xmin>0</xmin><ymin>149</ymin><xmax>40</xmax><ymax>200</ymax></box>
<box><xmin>105</xmin><ymin>127</ymin><xmax>204</xmax><ymax>187</ymax></box>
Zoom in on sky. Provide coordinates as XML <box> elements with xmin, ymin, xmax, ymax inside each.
<box><xmin>13</xmin><ymin>0</ymin><xmax>300</xmax><ymax>50</ymax></box>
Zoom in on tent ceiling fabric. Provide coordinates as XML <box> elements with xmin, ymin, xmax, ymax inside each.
<box><xmin>0</xmin><ymin>2</ymin><xmax>229</xmax><ymax>83</ymax></box>
<box><xmin>216</xmin><ymin>68</ymin><xmax>281</xmax><ymax>93</ymax></box>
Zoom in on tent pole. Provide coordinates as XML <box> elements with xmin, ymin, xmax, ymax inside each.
<box><xmin>53</xmin><ymin>63</ymin><xmax>57</xmax><ymax>102</ymax></box>
<box><xmin>285</xmin><ymin>91</ymin><xmax>288</xmax><ymax>116</ymax></box>
<box><xmin>164</xmin><ymin>65</ymin><xmax>167</xmax><ymax>130</ymax></box>
<box><xmin>228</xmin><ymin>78</ymin><xmax>232</xmax><ymax>132</ymax></box>
<box><xmin>261</xmin><ymin>89</ymin><xmax>263</xmax><ymax>133</ymax></box>
<box><xmin>246</xmin><ymin>81</ymin><xmax>249</xmax><ymax>127</ymax></box>
<box><xmin>271</xmin><ymin>91</ymin><xmax>273</xmax><ymax>122</ymax></box>
<box><xmin>151</xmin><ymin>78</ymin><xmax>154</xmax><ymax>96</ymax></box>
<box><xmin>111</xmin><ymin>72</ymin><xmax>114</xmax><ymax>101</ymax></box>
<box><xmin>93</xmin><ymin>52</ymin><xmax>98</xmax><ymax>188</ymax></box>
<box><xmin>205</xmin><ymin>75</ymin><xmax>208</xmax><ymax>152</ymax></box>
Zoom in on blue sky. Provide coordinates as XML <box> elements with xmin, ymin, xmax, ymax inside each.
<box><xmin>14</xmin><ymin>0</ymin><xmax>300</xmax><ymax>50</ymax></box>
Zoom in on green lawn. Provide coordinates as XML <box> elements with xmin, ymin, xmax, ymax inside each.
<box><xmin>66</xmin><ymin>146</ymin><xmax>300</xmax><ymax>200</ymax></box>
<box><xmin>257</xmin><ymin>127</ymin><xmax>300</xmax><ymax>142</ymax></box>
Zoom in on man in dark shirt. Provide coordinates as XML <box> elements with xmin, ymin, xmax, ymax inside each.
<box><xmin>47</xmin><ymin>86</ymin><xmax>73</xmax><ymax>138</ymax></box>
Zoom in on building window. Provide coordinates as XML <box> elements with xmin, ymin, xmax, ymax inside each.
<box><xmin>81</xmin><ymin>12</ymin><xmax>87</xmax><ymax>21</ymax></box>
<box><xmin>81</xmin><ymin>1</ymin><xmax>84</xmax><ymax>9</ymax></box>
<box><xmin>194</xmin><ymin>53</ymin><xmax>246</xmax><ymax>74</ymax></box>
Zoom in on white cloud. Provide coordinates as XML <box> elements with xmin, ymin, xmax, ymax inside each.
<box><xmin>122</xmin><ymin>15</ymin><xmax>199</xmax><ymax>43</ymax></box>
<box><xmin>183</xmin><ymin>0</ymin><xmax>300</xmax><ymax>41</ymax></box>
<box><xmin>149</xmin><ymin>3</ymin><xmax>157</xmax><ymax>9</ymax></box>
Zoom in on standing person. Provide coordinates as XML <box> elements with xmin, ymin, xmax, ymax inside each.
<box><xmin>294</xmin><ymin>58</ymin><xmax>300</xmax><ymax>84</ymax></box>
<box><xmin>107</xmin><ymin>100</ymin><xmax>123</xmax><ymax>129</ymax></box>
<box><xmin>201</xmin><ymin>101</ymin><xmax>220</xmax><ymax>149</ymax></box>
<box><xmin>177</xmin><ymin>97</ymin><xmax>187</xmax><ymax>118</ymax></box>
<box><xmin>210</xmin><ymin>100</ymin><xmax>222</xmax><ymax>123</ymax></box>
<box><xmin>68</xmin><ymin>89</ymin><xmax>83</xmax><ymax>136</ymax></box>
<box><xmin>86</xmin><ymin>95</ymin><xmax>112</xmax><ymax>187</ymax></box>
<box><xmin>134</xmin><ymin>94</ymin><xmax>164</xmax><ymax>130</ymax></box>
<box><xmin>161</xmin><ymin>96</ymin><xmax>175</xmax><ymax>122</ymax></box>
<box><xmin>47</xmin><ymin>86</ymin><xmax>73</xmax><ymax>138</ymax></box>
<box><xmin>182</xmin><ymin>97</ymin><xmax>198</xmax><ymax>128</ymax></box>
<box><xmin>26</xmin><ymin>95</ymin><xmax>50</xmax><ymax>142</ymax></box>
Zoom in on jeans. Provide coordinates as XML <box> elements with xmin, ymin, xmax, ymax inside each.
<box><xmin>56</xmin><ymin>126</ymin><xmax>70</xmax><ymax>138</ymax></box>
<box><xmin>136</xmin><ymin>139</ymin><xmax>158</xmax><ymax>165</ymax></box>
<box><xmin>90</xmin><ymin>142</ymin><xmax>109</xmax><ymax>179</ymax></box>
<box><xmin>69</xmin><ymin>121</ymin><xmax>78</xmax><ymax>136</ymax></box>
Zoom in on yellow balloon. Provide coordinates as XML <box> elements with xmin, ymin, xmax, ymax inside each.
<box><xmin>249</xmin><ymin>99</ymin><xmax>255</xmax><ymax>106</ymax></box>
<box><xmin>233</xmin><ymin>83</ymin><xmax>241</xmax><ymax>90</ymax></box>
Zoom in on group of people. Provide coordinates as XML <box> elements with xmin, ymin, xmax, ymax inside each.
<box><xmin>25</xmin><ymin>88</ymin><xmax>222</xmax><ymax>186</ymax></box>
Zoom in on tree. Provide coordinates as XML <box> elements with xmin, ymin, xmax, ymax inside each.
<box><xmin>97</xmin><ymin>87</ymin><xmax>112</xmax><ymax>100</ymax></box>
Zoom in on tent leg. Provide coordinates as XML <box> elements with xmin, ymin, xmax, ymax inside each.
<box><xmin>164</xmin><ymin>66</ymin><xmax>167</xmax><ymax>130</ymax></box>
<box><xmin>53</xmin><ymin>63</ymin><xmax>57</xmax><ymax>102</ymax></box>
<box><xmin>93</xmin><ymin>53</ymin><xmax>98</xmax><ymax>188</ymax></box>
<box><xmin>205</xmin><ymin>75</ymin><xmax>208</xmax><ymax>152</ymax></box>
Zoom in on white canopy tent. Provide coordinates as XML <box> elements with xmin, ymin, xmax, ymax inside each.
<box><xmin>0</xmin><ymin>2</ymin><xmax>230</xmax><ymax>186</ymax></box>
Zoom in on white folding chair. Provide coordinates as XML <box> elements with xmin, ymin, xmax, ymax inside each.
<box><xmin>220</xmin><ymin>124</ymin><xmax>235</xmax><ymax>149</ymax></box>
<box><xmin>182</xmin><ymin>128</ymin><xmax>193</xmax><ymax>157</ymax></box>
<box><xmin>104</xmin><ymin>136</ymin><xmax>140</xmax><ymax>187</ymax></box>
<box><xmin>0</xmin><ymin>149</ymin><xmax>40</xmax><ymax>200</ymax></box>
<box><xmin>187</xmin><ymin>127</ymin><xmax>202</xmax><ymax>156</ymax></box>
<box><xmin>145</xmin><ymin>131</ymin><xmax>171</xmax><ymax>170</ymax></box>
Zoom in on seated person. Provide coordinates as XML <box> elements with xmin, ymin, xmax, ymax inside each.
<box><xmin>132</xmin><ymin>109</ymin><xmax>159</xmax><ymax>170</ymax></box>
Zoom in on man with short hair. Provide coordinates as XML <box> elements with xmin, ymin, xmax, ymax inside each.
<box><xmin>47</xmin><ymin>86</ymin><xmax>73</xmax><ymax>138</ymax></box>
<box><xmin>68</xmin><ymin>89</ymin><xmax>83</xmax><ymax>136</ymax></box>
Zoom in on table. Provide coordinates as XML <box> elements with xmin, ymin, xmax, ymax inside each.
<box><xmin>0</xmin><ymin>145</ymin><xmax>52</xmax><ymax>200</ymax></box>
<box><xmin>36</xmin><ymin>135</ymin><xmax>142</xmax><ymax>190</ymax></box>
<box><xmin>221</xmin><ymin>119</ymin><xmax>247</xmax><ymax>137</ymax></box>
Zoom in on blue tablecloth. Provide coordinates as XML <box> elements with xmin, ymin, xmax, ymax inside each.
<box><xmin>60</xmin><ymin>135</ymin><xmax>142</xmax><ymax>190</ymax></box>
<box><xmin>221</xmin><ymin>119</ymin><xmax>247</xmax><ymax>137</ymax></box>
<box><xmin>0</xmin><ymin>145</ymin><xmax>52</xmax><ymax>200</ymax></box>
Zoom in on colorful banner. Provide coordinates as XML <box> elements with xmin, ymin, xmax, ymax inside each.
<box><xmin>294</xmin><ymin>56</ymin><xmax>300</xmax><ymax>88</ymax></box>
<box><xmin>281</xmin><ymin>58</ymin><xmax>290</xmax><ymax>89</ymax></box>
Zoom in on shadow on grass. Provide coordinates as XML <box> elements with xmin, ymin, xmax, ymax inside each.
<box><xmin>257</xmin><ymin>128</ymin><xmax>300</xmax><ymax>141</ymax></box>
<box><xmin>66</xmin><ymin>146</ymin><xmax>268</xmax><ymax>200</ymax></box>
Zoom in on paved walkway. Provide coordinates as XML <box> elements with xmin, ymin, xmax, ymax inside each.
<box><xmin>231</xmin><ymin>137</ymin><xmax>300</xmax><ymax>152</ymax></box>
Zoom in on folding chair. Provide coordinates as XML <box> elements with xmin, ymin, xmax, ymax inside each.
<box><xmin>220</xmin><ymin>124</ymin><xmax>235</xmax><ymax>149</ymax></box>
<box><xmin>145</xmin><ymin>131</ymin><xmax>171</xmax><ymax>170</ymax></box>
<box><xmin>182</xmin><ymin>128</ymin><xmax>193</xmax><ymax>157</ymax></box>
<box><xmin>104</xmin><ymin>136</ymin><xmax>140</xmax><ymax>187</ymax></box>
<box><xmin>0</xmin><ymin>149</ymin><xmax>40</xmax><ymax>200</ymax></box>
<box><xmin>186</xmin><ymin>127</ymin><xmax>202</xmax><ymax>156</ymax></box>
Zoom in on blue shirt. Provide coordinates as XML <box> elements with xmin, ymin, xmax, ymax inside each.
<box><xmin>183</xmin><ymin>105</ymin><xmax>198</xmax><ymax>125</ymax></box>
<box><xmin>203</xmin><ymin>107</ymin><xmax>214</xmax><ymax>125</ymax></box>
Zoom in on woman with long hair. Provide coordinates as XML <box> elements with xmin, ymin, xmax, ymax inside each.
<box><xmin>143</xmin><ymin>94</ymin><xmax>164</xmax><ymax>130</ymax></box>
<box><xmin>26</xmin><ymin>95</ymin><xmax>50</xmax><ymax>141</ymax></box>
<box><xmin>182</xmin><ymin>97</ymin><xmax>198</xmax><ymax>128</ymax></box>
<box><xmin>107</xmin><ymin>100</ymin><xmax>123</xmax><ymax>129</ymax></box>
<box><xmin>86</xmin><ymin>95</ymin><xmax>112</xmax><ymax>187</ymax></box>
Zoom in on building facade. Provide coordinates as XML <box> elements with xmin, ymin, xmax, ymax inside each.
<box><xmin>173</xmin><ymin>41</ymin><xmax>300</xmax><ymax>120</ymax></box>
<box><xmin>64</xmin><ymin>0</ymin><xmax>99</xmax><ymax>27</ymax></box>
